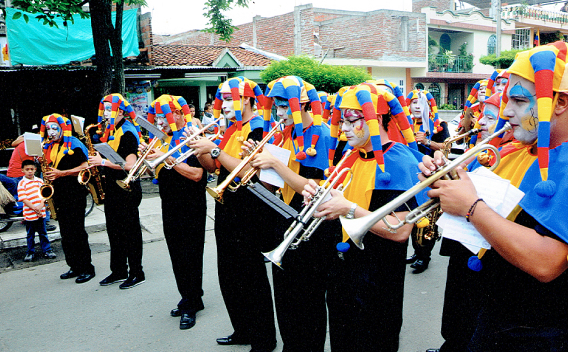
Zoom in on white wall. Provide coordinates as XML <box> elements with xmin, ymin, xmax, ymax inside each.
<box><xmin>371</xmin><ymin>67</ymin><xmax>407</xmax><ymax>94</ymax></box>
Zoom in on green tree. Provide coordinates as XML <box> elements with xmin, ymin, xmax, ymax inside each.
<box><xmin>260</xmin><ymin>56</ymin><xmax>371</xmax><ymax>93</ymax></box>
<box><xmin>203</xmin><ymin>0</ymin><xmax>249</xmax><ymax>42</ymax></box>
<box><xmin>479</xmin><ymin>49</ymin><xmax>524</xmax><ymax>69</ymax></box>
<box><xmin>10</xmin><ymin>0</ymin><xmax>146</xmax><ymax>97</ymax></box>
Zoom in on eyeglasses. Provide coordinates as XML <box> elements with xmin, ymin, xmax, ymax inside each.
<box><xmin>340</xmin><ymin>117</ymin><xmax>365</xmax><ymax>126</ymax></box>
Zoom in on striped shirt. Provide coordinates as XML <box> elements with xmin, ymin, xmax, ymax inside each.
<box><xmin>17</xmin><ymin>176</ymin><xmax>46</xmax><ymax>221</ymax></box>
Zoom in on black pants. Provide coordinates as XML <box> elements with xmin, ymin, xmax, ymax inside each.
<box><xmin>54</xmin><ymin>191</ymin><xmax>94</xmax><ymax>274</ymax></box>
<box><xmin>272</xmin><ymin>225</ymin><xmax>335</xmax><ymax>352</ymax></box>
<box><xmin>162</xmin><ymin>198</ymin><xmax>206</xmax><ymax>313</ymax></box>
<box><xmin>214</xmin><ymin>203</ymin><xmax>276</xmax><ymax>351</ymax></box>
<box><xmin>104</xmin><ymin>183</ymin><xmax>143</xmax><ymax>276</ymax></box>
<box><xmin>410</xmin><ymin>226</ymin><xmax>437</xmax><ymax>262</ymax></box>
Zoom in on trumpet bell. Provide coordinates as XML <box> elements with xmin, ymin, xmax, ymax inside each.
<box><xmin>116</xmin><ymin>179</ymin><xmax>131</xmax><ymax>191</ymax></box>
<box><xmin>206</xmin><ymin>186</ymin><xmax>224</xmax><ymax>203</ymax></box>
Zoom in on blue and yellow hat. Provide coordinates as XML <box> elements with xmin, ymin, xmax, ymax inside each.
<box><xmin>97</xmin><ymin>93</ymin><xmax>141</xmax><ymax>143</ymax></box>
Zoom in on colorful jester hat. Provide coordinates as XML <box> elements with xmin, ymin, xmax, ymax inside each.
<box><xmin>147</xmin><ymin>94</ymin><xmax>193</xmax><ymax>149</ymax></box>
<box><xmin>264</xmin><ymin>76</ymin><xmax>324</xmax><ymax>160</ymax></box>
<box><xmin>469</xmin><ymin>92</ymin><xmax>502</xmax><ymax>148</ymax></box>
<box><xmin>368</xmin><ymin>79</ymin><xmax>413</xmax><ymax>126</ymax></box>
<box><xmin>97</xmin><ymin>93</ymin><xmax>141</xmax><ymax>143</ymax></box>
<box><xmin>215</xmin><ymin>76</ymin><xmax>265</xmax><ymax>141</ymax></box>
<box><xmin>40</xmin><ymin>113</ymin><xmax>75</xmax><ymax>158</ymax></box>
<box><xmin>492</xmin><ymin>41</ymin><xmax>568</xmax><ymax>198</ymax></box>
<box><xmin>321</xmin><ymin>93</ymin><xmax>334</xmax><ymax>123</ymax></box>
<box><xmin>406</xmin><ymin>89</ymin><xmax>443</xmax><ymax>134</ymax></box>
<box><xmin>463</xmin><ymin>80</ymin><xmax>488</xmax><ymax>115</ymax></box>
<box><xmin>484</xmin><ymin>69</ymin><xmax>510</xmax><ymax>98</ymax></box>
<box><xmin>333</xmin><ymin>82</ymin><xmax>416</xmax><ymax>182</ymax></box>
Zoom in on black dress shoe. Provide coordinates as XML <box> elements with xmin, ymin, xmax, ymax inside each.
<box><xmin>216</xmin><ymin>334</ymin><xmax>251</xmax><ymax>345</ymax></box>
<box><xmin>179</xmin><ymin>312</ymin><xmax>196</xmax><ymax>330</ymax></box>
<box><xmin>119</xmin><ymin>272</ymin><xmax>145</xmax><ymax>289</ymax></box>
<box><xmin>60</xmin><ymin>270</ymin><xmax>79</xmax><ymax>280</ymax></box>
<box><xmin>405</xmin><ymin>254</ymin><xmax>417</xmax><ymax>264</ymax></box>
<box><xmin>99</xmin><ymin>272</ymin><xmax>128</xmax><ymax>286</ymax></box>
<box><xmin>170</xmin><ymin>308</ymin><xmax>182</xmax><ymax>317</ymax></box>
<box><xmin>411</xmin><ymin>259</ymin><xmax>429</xmax><ymax>274</ymax></box>
<box><xmin>75</xmin><ymin>272</ymin><xmax>96</xmax><ymax>284</ymax></box>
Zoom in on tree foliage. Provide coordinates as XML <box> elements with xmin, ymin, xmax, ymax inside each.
<box><xmin>479</xmin><ymin>49</ymin><xmax>524</xmax><ymax>69</ymax></box>
<box><xmin>260</xmin><ymin>56</ymin><xmax>371</xmax><ymax>93</ymax></box>
<box><xmin>203</xmin><ymin>0</ymin><xmax>249</xmax><ymax>42</ymax></box>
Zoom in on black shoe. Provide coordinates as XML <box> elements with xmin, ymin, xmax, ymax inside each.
<box><xmin>179</xmin><ymin>312</ymin><xmax>196</xmax><ymax>330</ymax></box>
<box><xmin>216</xmin><ymin>334</ymin><xmax>251</xmax><ymax>346</ymax></box>
<box><xmin>99</xmin><ymin>273</ymin><xmax>127</xmax><ymax>286</ymax></box>
<box><xmin>60</xmin><ymin>269</ymin><xmax>79</xmax><ymax>279</ymax></box>
<box><xmin>411</xmin><ymin>259</ymin><xmax>429</xmax><ymax>274</ymax></box>
<box><xmin>171</xmin><ymin>302</ymin><xmax>204</xmax><ymax>317</ymax></box>
<box><xmin>76</xmin><ymin>271</ymin><xmax>96</xmax><ymax>284</ymax></box>
<box><xmin>119</xmin><ymin>272</ymin><xmax>145</xmax><ymax>290</ymax></box>
<box><xmin>405</xmin><ymin>254</ymin><xmax>417</xmax><ymax>264</ymax></box>
<box><xmin>46</xmin><ymin>224</ymin><xmax>57</xmax><ymax>232</ymax></box>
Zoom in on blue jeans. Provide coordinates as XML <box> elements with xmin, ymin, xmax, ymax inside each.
<box><xmin>25</xmin><ymin>218</ymin><xmax>51</xmax><ymax>254</ymax></box>
<box><xmin>0</xmin><ymin>173</ymin><xmax>19</xmax><ymax>198</ymax></box>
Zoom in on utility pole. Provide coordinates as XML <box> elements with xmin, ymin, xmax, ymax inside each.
<box><xmin>494</xmin><ymin>0</ymin><xmax>502</xmax><ymax>58</ymax></box>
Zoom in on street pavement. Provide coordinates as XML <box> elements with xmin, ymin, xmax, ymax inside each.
<box><xmin>0</xmin><ymin>179</ymin><xmax>448</xmax><ymax>352</ymax></box>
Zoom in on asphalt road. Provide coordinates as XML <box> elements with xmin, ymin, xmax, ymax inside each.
<box><xmin>0</xmin><ymin>179</ymin><xmax>448</xmax><ymax>352</ymax></box>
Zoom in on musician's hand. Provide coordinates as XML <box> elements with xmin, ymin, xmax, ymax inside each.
<box><xmin>45</xmin><ymin>168</ymin><xmax>63</xmax><ymax>181</ymax></box>
<box><xmin>313</xmin><ymin>189</ymin><xmax>351</xmax><ymax>220</ymax></box>
<box><xmin>427</xmin><ymin>168</ymin><xmax>478</xmax><ymax>217</ymax></box>
<box><xmin>240</xmin><ymin>139</ymin><xmax>258</xmax><ymax>157</ymax></box>
<box><xmin>415</xmin><ymin>131</ymin><xmax>427</xmax><ymax>144</ymax></box>
<box><xmin>418</xmin><ymin>151</ymin><xmax>445</xmax><ymax>179</ymax></box>
<box><xmin>138</xmin><ymin>142</ymin><xmax>148</xmax><ymax>153</ymax></box>
<box><xmin>189</xmin><ymin>137</ymin><xmax>216</xmax><ymax>157</ymax></box>
<box><xmin>88</xmin><ymin>152</ymin><xmax>103</xmax><ymax>166</ymax></box>
<box><xmin>182</xmin><ymin>125</ymin><xmax>201</xmax><ymax>140</ymax></box>
<box><xmin>301</xmin><ymin>179</ymin><xmax>319</xmax><ymax>204</ymax></box>
<box><xmin>145</xmin><ymin>149</ymin><xmax>164</xmax><ymax>161</ymax></box>
<box><xmin>249</xmin><ymin>147</ymin><xmax>276</xmax><ymax>170</ymax></box>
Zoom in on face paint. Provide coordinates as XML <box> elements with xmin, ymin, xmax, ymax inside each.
<box><xmin>46</xmin><ymin>122</ymin><xmax>62</xmax><ymax>141</ymax></box>
<box><xmin>503</xmin><ymin>74</ymin><xmax>539</xmax><ymax>144</ymax></box>
<box><xmin>341</xmin><ymin>109</ymin><xmax>369</xmax><ymax>148</ymax></box>
<box><xmin>155</xmin><ymin>113</ymin><xmax>171</xmax><ymax>134</ymax></box>
<box><xmin>478</xmin><ymin>84</ymin><xmax>487</xmax><ymax>102</ymax></box>
<box><xmin>221</xmin><ymin>93</ymin><xmax>237</xmax><ymax>121</ymax></box>
<box><xmin>495</xmin><ymin>77</ymin><xmax>508</xmax><ymax>94</ymax></box>
<box><xmin>103</xmin><ymin>102</ymin><xmax>113</xmax><ymax>121</ymax></box>
<box><xmin>410</xmin><ymin>98</ymin><xmax>422</xmax><ymax>118</ymax></box>
<box><xmin>479</xmin><ymin>104</ymin><xmax>499</xmax><ymax>140</ymax></box>
<box><xmin>274</xmin><ymin>97</ymin><xmax>294</xmax><ymax>126</ymax></box>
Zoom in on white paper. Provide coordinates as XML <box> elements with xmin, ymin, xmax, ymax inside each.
<box><xmin>70</xmin><ymin>115</ymin><xmax>85</xmax><ymax>135</ymax></box>
<box><xmin>259</xmin><ymin>143</ymin><xmax>292</xmax><ymax>188</ymax></box>
<box><xmin>436</xmin><ymin>168</ymin><xmax>525</xmax><ymax>252</ymax></box>
<box><xmin>23</xmin><ymin>133</ymin><xmax>42</xmax><ymax>156</ymax></box>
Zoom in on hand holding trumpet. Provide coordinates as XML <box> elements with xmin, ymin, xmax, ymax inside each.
<box><xmin>301</xmin><ymin>179</ymin><xmax>352</xmax><ymax>220</ymax></box>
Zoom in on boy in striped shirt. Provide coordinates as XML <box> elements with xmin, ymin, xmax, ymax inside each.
<box><xmin>17</xmin><ymin>160</ymin><xmax>56</xmax><ymax>262</ymax></box>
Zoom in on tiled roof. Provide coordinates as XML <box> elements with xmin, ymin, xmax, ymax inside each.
<box><xmin>151</xmin><ymin>45</ymin><xmax>273</xmax><ymax>67</ymax></box>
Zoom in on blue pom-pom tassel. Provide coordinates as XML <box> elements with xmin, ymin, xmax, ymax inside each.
<box><xmin>468</xmin><ymin>256</ymin><xmax>483</xmax><ymax>272</ymax></box>
<box><xmin>234</xmin><ymin>177</ymin><xmax>241</xmax><ymax>183</ymax></box>
<box><xmin>336</xmin><ymin>242</ymin><xmax>350</xmax><ymax>252</ymax></box>
<box><xmin>376</xmin><ymin>172</ymin><xmax>391</xmax><ymax>184</ymax></box>
<box><xmin>534</xmin><ymin>180</ymin><xmax>556</xmax><ymax>198</ymax></box>
<box><xmin>152</xmin><ymin>179</ymin><xmax>159</xmax><ymax>184</ymax></box>
<box><xmin>108</xmin><ymin>136</ymin><xmax>115</xmax><ymax>141</ymax></box>
<box><xmin>93</xmin><ymin>135</ymin><xmax>100</xmax><ymax>142</ymax></box>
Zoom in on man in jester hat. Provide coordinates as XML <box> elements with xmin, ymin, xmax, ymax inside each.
<box><xmin>242</xmin><ymin>75</ymin><xmax>332</xmax><ymax>351</ymax></box>
<box><xmin>40</xmin><ymin>113</ymin><xmax>95</xmax><ymax>284</ymax></box>
<box><xmin>421</xmin><ymin>41</ymin><xmax>568</xmax><ymax>351</ymax></box>
<box><xmin>189</xmin><ymin>77</ymin><xmax>278</xmax><ymax>351</ymax></box>
<box><xmin>141</xmin><ymin>94</ymin><xmax>207</xmax><ymax>330</ymax></box>
<box><xmin>303</xmin><ymin>82</ymin><xmax>422</xmax><ymax>352</ymax></box>
<box><xmin>89</xmin><ymin>93</ymin><xmax>145</xmax><ymax>290</ymax></box>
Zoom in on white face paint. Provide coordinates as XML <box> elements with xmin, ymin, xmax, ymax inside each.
<box><xmin>495</xmin><ymin>77</ymin><xmax>508</xmax><ymax>94</ymax></box>
<box><xmin>103</xmin><ymin>102</ymin><xmax>113</xmax><ymax>122</ymax></box>
<box><xmin>478</xmin><ymin>84</ymin><xmax>487</xmax><ymax>103</ymax></box>
<box><xmin>410</xmin><ymin>98</ymin><xmax>422</xmax><ymax>118</ymax></box>
<box><xmin>221</xmin><ymin>93</ymin><xmax>237</xmax><ymax>121</ymax></box>
<box><xmin>46</xmin><ymin>122</ymin><xmax>62</xmax><ymax>141</ymax></box>
<box><xmin>274</xmin><ymin>98</ymin><xmax>294</xmax><ymax>126</ymax></box>
<box><xmin>479</xmin><ymin>103</ymin><xmax>499</xmax><ymax>141</ymax></box>
<box><xmin>502</xmin><ymin>74</ymin><xmax>539</xmax><ymax>144</ymax></box>
<box><xmin>341</xmin><ymin>109</ymin><xmax>369</xmax><ymax>148</ymax></box>
<box><xmin>155</xmin><ymin>113</ymin><xmax>171</xmax><ymax>134</ymax></box>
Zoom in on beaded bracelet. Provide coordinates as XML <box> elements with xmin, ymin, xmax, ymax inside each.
<box><xmin>466</xmin><ymin>198</ymin><xmax>484</xmax><ymax>222</ymax></box>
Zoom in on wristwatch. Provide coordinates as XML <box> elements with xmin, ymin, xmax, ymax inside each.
<box><xmin>210</xmin><ymin>147</ymin><xmax>221</xmax><ymax>159</ymax></box>
<box><xmin>425</xmin><ymin>138</ymin><xmax>431</xmax><ymax>147</ymax></box>
<box><xmin>345</xmin><ymin>202</ymin><xmax>358</xmax><ymax>219</ymax></box>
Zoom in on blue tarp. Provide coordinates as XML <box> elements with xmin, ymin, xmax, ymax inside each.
<box><xmin>6</xmin><ymin>7</ymin><xmax>139</xmax><ymax>66</ymax></box>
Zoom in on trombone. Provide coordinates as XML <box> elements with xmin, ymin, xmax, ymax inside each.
<box><xmin>340</xmin><ymin>123</ymin><xmax>511</xmax><ymax>249</ymax></box>
<box><xmin>206</xmin><ymin>120</ymin><xmax>284</xmax><ymax>203</ymax></box>
<box><xmin>143</xmin><ymin>119</ymin><xmax>221</xmax><ymax>170</ymax></box>
<box><xmin>262</xmin><ymin>148</ymin><xmax>355</xmax><ymax>267</ymax></box>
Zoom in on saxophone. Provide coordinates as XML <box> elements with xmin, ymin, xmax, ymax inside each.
<box><xmin>39</xmin><ymin>150</ymin><xmax>57</xmax><ymax>220</ymax></box>
<box><xmin>77</xmin><ymin>124</ymin><xmax>105</xmax><ymax>205</ymax></box>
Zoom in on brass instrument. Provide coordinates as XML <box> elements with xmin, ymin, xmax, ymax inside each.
<box><xmin>263</xmin><ymin>149</ymin><xmax>355</xmax><ymax>267</ymax></box>
<box><xmin>206</xmin><ymin>120</ymin><xmax>285</xmax><ymax>203</ymax></box>
<box><xmin>441</xmin><ymin>128</ymin><xmax>481</xmax><ymax>158</ymax></box>
<box><xmin>78</xmin><ymin>124</ymin><xmax>105</xmax><ymax>205</ymax></box>
<box><xmin>39</xmin><ymin>148</ymin><xmax>57</xmax><ymax>220</ymax></box>
<box><xmin>340</xmin><ymin>123</ymin><xmax>512</xmax><ymax>249</ymax></box>
<box><xmin>143</xmin><ymin>119</ymin><xmax>221</xmax><ymax>171</ymax></box>
<box><xmin>117</xmin><ymin>136</ymin><xmax>164</xmax><ymax>191</ymax></box>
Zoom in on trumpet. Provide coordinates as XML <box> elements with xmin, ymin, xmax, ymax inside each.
<box><xmin>116</xmin><ymin>136</ymin><xmax>164</xmax><ymax>190</ymax></box>
<box><xmin>340</xmin><ymin>123</ymin><xmax>512</xmax><ymax>249</ymax></box>
<box><xmin>441</xmin><ymin>128</ymin><xmax>481</xmax><ymax>157</ymax></box>
<box><xmin>144</xmin><ymin>119</ymin><xmax>221</xmax><ymax>170</ymax></box>
<box><xmin>206</xmin><ymin>120</ymin><xmax>285</xmax><ymax>203</ymax></box>
<box><xmin>262</xmin><ymin>149</ymin><xmax>355</xmax><ymax>267</ymax></box>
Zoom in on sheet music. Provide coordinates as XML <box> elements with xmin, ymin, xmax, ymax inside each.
<box><xmin>23</xmin><ymin>133</ymin><xmax>42</xmax><ymax>157</ymax></box>
<box><xmin>259</xmin><ymin>143</ymin><xmax>291</xmax><ymax>188</ymax></box>
<box><xmin>70</xmin><ymin>115</ymin><xmax>85</xmax><ymax>135</ymax></box>
<box><xmin>436</xmin><ymin>168</ymin><xmax>525</xmax><ymax>252</ymax></box>
<box><xmin>93</xmin><ymin>143</ymin><xmax>127</xmax><ymax>167</ymax></box>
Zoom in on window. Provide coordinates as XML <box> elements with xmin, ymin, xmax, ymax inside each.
<box><xmin>428</xmin><ymin>83</ymin><xmax>441</xmax><ymax>105</ymax></box>
<box><xmin>487</xmin><ymin>34</ymin><xmax>497</xmax><ymax>55</ymax></box>
<box><xmin>512</xmin><ymin>29</ymin><xmax>530</xmax><ymax>50</ymax></box>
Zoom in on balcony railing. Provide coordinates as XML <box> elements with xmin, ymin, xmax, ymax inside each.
<box><xmin>428</xmin><ymin>54</ymin><xmax>473</xmax><ymax>73</ymax></box>
<box><xmin>502</xmin><ymin>4</ymin><xmax>568</xmax><ymax>25</ymax></box>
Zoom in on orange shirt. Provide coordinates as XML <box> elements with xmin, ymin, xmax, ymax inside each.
<box><xmin>7</xmin><ymin>143</ymin><xmax>33</xmax><ymax>178</ymax></box>
<box><xmin>17</xmin><ymin>176</ymin><xmax>46</xmax><ymax>221</ymax></box>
